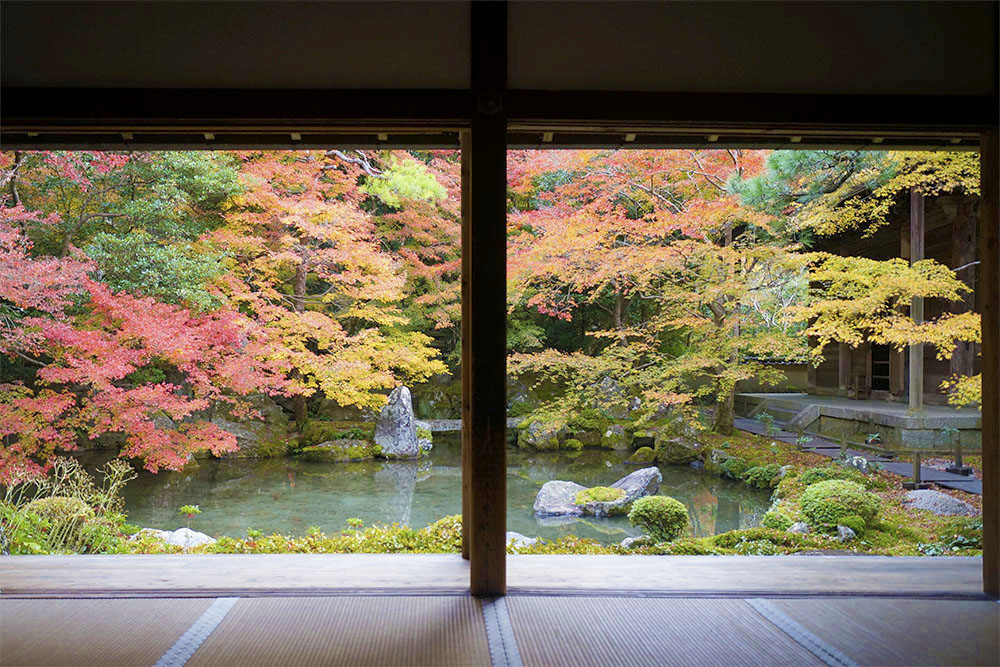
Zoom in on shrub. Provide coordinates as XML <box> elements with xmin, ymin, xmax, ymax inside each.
<box><xmin>800</xmin><ymin>479</ymin><xmax>879</xmax><ymax>532</ymax></box>
<box><xmin>743</xmin><ymin>464</ymin><xmax>782</xmax><ymax>489</ymax></box>
<box><xmin>838</xmin><ymin>514</ymin><xmax>867</xmax><ymax>534</ymax></box>
<box><xmin>798</xmin><ymin>465</ymin><xmax>866</xmax><ymax>488</ymax></box>
<box><xmin>762</xmin><ymin>510</ymin><xmax>793</xmax><ymax>531</ymax></box>
<box><xmin>720</xmin><ymin>457</ymin><xmax>749</xmax><ymax>480</ymax></box>
<box><xmin>628</xmin><ymin>496</ymin><xmax>689</xmax><ymax>542</ymax></box>
<box><xmin>575</xmin><ymin>486</ymin><xmax>625</xmax><ymax>504</ymax></box>
<box><xmin>562</xmin><ymin>438</ymin><xmax>584</xmax><ymax>452</ymax></box>
<box><xmin>25</xmin><ymin>496</ymin><xmax>93</xmax><ymax>522</ymax></box>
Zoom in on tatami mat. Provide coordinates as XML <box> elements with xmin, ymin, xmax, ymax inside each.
<box><xmin>505</xmin><ymin>596</ymin><xmax>823</xmax><ymax>667</ymax></box>
<box><xmin>185</xmin><ymin>596</ymin><xmax>491</xmax><ymax>667</ymax></box>
<box><xmin>772</xmin><ymin>598</ymin><xmax>1000</xmax><ymax>666</ymax></box>
<box><xmin>0</xmin><ymin>598</ymin><xmax>211</xmax><ymax>667</ymax></box>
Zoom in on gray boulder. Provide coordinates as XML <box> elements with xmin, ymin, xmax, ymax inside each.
<box><xmin>837</xmin><ymin>525</ymin><xmax>857</xmax><ymax>542</ymax></box>
<box><xmin>518</xmin><ymin>420</ymin><xmax>567</xmax><ymax>451</ymax></box>
<box><xmin>788</xmin><ymin>522</ymin><xmax>810</xmax><ymax>534</ymax></box>
<box><xmin>533</xmin><ymin>480</ymin><xmax>587</xmax><ymax>516</ymax></box>
<box><xmin>904</xmin><ymin>489</ymin><xmax>977</xmax><ymax>516</ymax></box>
<box><xmin>505</xmin><ymin>531</ymin><xmax>538</xmax><ymax>548</ymax></box>
<box><xmin>621</xmin><ymin>535</ymin><xmax>650</xmax><ymax>549</ymax></box>
<box><xmin>210</xmin><ymin>395</ymin><xmax>292</xmax><ymax>458</ymax></box>
<box><xmin>612</xmin><ymin>466</ymin><xmax>662</xmax><ymax>502</ymax></box>
<box><xmin>375</xmin><ymin>386</ymin><xmax>420</xmax><ymax>459</ymax></box>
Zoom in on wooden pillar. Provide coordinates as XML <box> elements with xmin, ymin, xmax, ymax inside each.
<box><xmin>463</xmin><ymin>0</ymin><xmax>507</xmax><ymax>596</ymax></box>
<box><xmin>838</xmin><ymin>343</ymin><xmax>851</xmax><ymax>397</ymax></box>
<box><xmin>949</xmin><ymin>200</ymin><xmax>978</xmax><ymax>377</ymax></box>
<box><xmin>908</xmin><ymin>190</ymin><xmax>925</xmax><ymax>412</ymax></box>
<box><xmin>981</xmin><ymin>128</ymin><xmax>999</xmax><ymax>597</ymax></box>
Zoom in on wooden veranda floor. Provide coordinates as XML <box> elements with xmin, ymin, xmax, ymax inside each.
<box><xmin>2</xmin><ymin>555</ymin><xmax>997</xmax><ymax>666</ymax></box>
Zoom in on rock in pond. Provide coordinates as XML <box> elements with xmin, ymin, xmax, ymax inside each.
<box><xmin>299</xmin><ymin>439</ymin><xmax>380</xmax><ymax>462</ymax></box>
<box><xmin>653</xmin><ymin>430</ymin><xmax>704</xmax><ymax>464</ymax></box>
<box><xmin>601</xmin><ymin>424</ymin><xmax>630</xmax><ymax>450</ymax></box>
<box><xmin>533</xmin><ymin>466</ymin><xmax>662</xmax><ymax>517</ymax></box>
<box><xmin>533</xmin><ymin>480</ymin><xmax>588</xmax><ymax>516</ymax></box>
<box><xmin>375</xmin><ymin>386</ymin><xmax>420</xmax><ymax>459</ymax></box>
<box><xmin>626</xmin><ymin>446</ymin><xmax>656</xmax><ymax>464</ymax></box>
<box><xmin>903</xmin><ymin>489</ymin><xmax>977</xmax><ymax>516</ymax></box>
<box><xmin>506</xmin><ymin>531</ymin><xmax>538</xmax><ymax>548</ymax></box>
<box><xmin>517</xmin><ymin>419</ymin><xmax>568</xmax><ymax>451</ymax></box>
<box><xmin>132</xmin><ymin>527</ymin><xmax>216</xmax><ymax>549</ymax></box>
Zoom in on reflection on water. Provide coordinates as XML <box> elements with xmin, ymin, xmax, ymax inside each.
<box><xmin>81</xmin><ymin>434</ymin><xmax>771</xmax><ymax>545</ymax></box>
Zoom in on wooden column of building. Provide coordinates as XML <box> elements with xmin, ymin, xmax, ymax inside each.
<box><xmin>981</xmin><ymin>128</ymin><xmax>999</xmax><ymax>597</ymax></box>
<box><xmin>949</xmin><ymin>200</ymin><xmax>978</xmax><ymax>377</ymax></box>
<box><xmin>908</xmin><ymin>190</ymin><xmax>925</xmax><ymax>412</ymax></box>
<box><xmin>462</xmin><ymin>0</ymin><xmax>507</xmax><ymax>596</ymax></box>
<box><xmin>838</xmin><ymin>343</ymin><xmax>851</xmax><ymax>397</ymax></box>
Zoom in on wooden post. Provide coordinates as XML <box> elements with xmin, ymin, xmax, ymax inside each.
<box><xmin>838</xmin><ymin>343</ymin><xmax>851</xmax><ymax>397</ymax></box>
<box><xmin>908</xmin><ymin>190</ymin><xmax>925</xmax><ymax>412</ymax></box>
<box><xmin>981</xmin><ymin>128</ymin><xmax>999</xmax><ymax>597</ymax></box>
<box><xmin>460</xmin><ymin>130</ymin><xmax>471</xmax><ymax>562</ymax></box>
<box><xmin>949</xmin><ymin>200</ymin><xmax>977</xmax><ymax>378</ymax></box>
<box><xmin>464</xmin><ymin>0</ymin><xmax>507</xmax><ymax>596</ymax></box>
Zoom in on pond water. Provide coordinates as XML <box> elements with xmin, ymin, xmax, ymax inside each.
<box><xmin>84</xmin><ymin>434</ymin><xmax>771</xmax><ymax>545</ymax></box>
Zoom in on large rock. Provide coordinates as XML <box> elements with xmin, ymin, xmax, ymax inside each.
<box><xmin>533</xmin><ymin>467</ymin><xmax>662</xmax><ymax>517</ymax></box>
<box><xmin>210</xmin><ymin>395</ymin><xmax>293</xmax><ymax>458</ymax></box>
<box><xmin>506</xmin><ymin>531</ymin><xmax>538</xmax><ymax>548</ymax></box>
<box><xmin>375</xmin><ymin>386</ymin><xmax>420</xmax><ymax>459</ymax></box>
<box><xmin>601</xmin><ymin>424</ymin><xmax>630</xmax><ymax>450</ymax></box>
<box><xmin>904</xmin><ymin>489</ymin><xmax>978</xmax><ymax>516</ymax></box>
<box><xmin>653</xmin><ymin>433</ymin><xmax>703</xmax><ymax>464</ymax></box>
<box><xmin>533</xmin><ymin>480</ymin><xmax>588</xmax><ymax>516</ymax></box>
<box><xmin>517</xmin><ymin>420</ymin><xmax>567</xmax><ymax>451</ymax></box>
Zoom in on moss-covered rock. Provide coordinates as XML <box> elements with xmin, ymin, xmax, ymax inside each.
<box><xmin>653</xmin><ymin>433</ymin><xmax>703</xmax><ymax>465</ymax></box>
<box><xmin>743</xmin><ymin>464</ymin><xmax>782</xmax><ymax>489</ymax></box>
<box><xmin>300</xmin><ymin>419</ymin><xmax>373</xmax><ymax>447</ymax></box>
<box><xmin>800</xmin><ymin>479</ymin><xmax>880</xmax><ymax>533</ymax></box>
<box><xmin>600</xmin><ymin>424</ymin><xmax>630</xmax><ymax>450</ymax></box>
<box><xmin>628</xmin><ymin>496</ymin><xmax>689</xmax><ymax>542</ymax></box>
<box><xmin>562</xmin><ymin>438</ymin><xmax>584</xmax><ymax>452</ymax></box>
<box><xmin>298</xmin><ymin>439</ymin><xmax>382</xmax><ymax>462</ymax></box>
<box><xmin>210</xmin><ymin>395</ymin><xmax>296</xmax><ymax>458</ymax></box>
<box><xmin>627</xmin><ymin>446</ymin><xmax>657</xmax><ymax>464</ymax></box>
<box><xmin>574</xmin><ymin>486</ymin><xmax>625</xmax><ymax>504</ymax></box>
<box><xmin>517</xmin><ymin>419</ymin><xmax>567</xmax><ymax>451</ymax></box>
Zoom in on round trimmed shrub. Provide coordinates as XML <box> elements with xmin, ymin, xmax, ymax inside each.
<box><xmin>800</xmin><ymin>480</ymin><xmax>879</xmax><ymax>532</ymax></box>
<box><xmin>26</xmin><ymin>496</ymin><xmax>93</xmax><ymax>522</ymax></box>
<box><xmin>628</xmin><ymin>496</ymin><xmax>689</xmax><ymax>542</ymax></box>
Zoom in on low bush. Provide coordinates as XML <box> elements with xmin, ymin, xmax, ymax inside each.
<box><xmin>798</xmin><ymin>465</ymin><xmax>867</xmax><ymax>488</ymax></box>
<box><xmin>800</xmin><ymin>479</ymin><xmax>879</xmax><ymax>532</ymax></box>
<box><xmin>762</xmin><ymin>510</ymin><xmax>793</xmax><ymax>531</ymax></box>
<box><xmin>720</xmin><ymin>457</ymin><xmax>749</xmax><ymax>480</ymax></box>
<box><xmin>743</xmin><ymin>464</ymin><xmax>782</xmax><ymax>489</ymax></box>
<box><xmin>627</xmin><ymin>496</ymin><xmax>689</xmax><ymax>542</ymax></box>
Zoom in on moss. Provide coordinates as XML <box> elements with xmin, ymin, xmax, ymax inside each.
<box><xmin>628</xmin><ymin>496</ymin><xmax>689</xmax><ymax>542</ymax></box>
<box><xmin>799</xmin><ymin>465</ymin><xmax>868</xmax><ymax>488</ymax></box>
<box><xmin>720</xmin><ymin>456</ymin><xmax>749</xmax><ymax>480</ymax></box>
<box><xmin>416</xmin><ymin>426</ymin><xmax>433</xmax><ymax>441</ymax></box>
<box><xmin>800</xmin><ymin>479</ymin><xmax>880</xmax><ymax>532</ymax></box>
<box><xmin>627</xmin><ymin>446</ymin><xmax>656</xmax><ymax>464</ymax></box>
<box><xmin>838</xmin><ymin>514</ymin><xmax>867</xmax><ymax>534</ymax></box>
<box><xmin>562</xmin><ymin>438</ymin><xmax>584</xmax><ymax>452</ymax></box>
<box><xmin>762</xmin><ymin>510</ymin><xmax>793</xmax><ymax>531</ymax></box>
<box><xmin>300</xmin><ymin>420</ymin><xmax>373</xmax><ymax>447</ymax></box>
<box><xmin>743</xmin><ymin>464</ymin><xmax>782</xmax><ymax>489</ymax></box>
<box><xmin>574</xmin><ymin>486</ymin><xmax>625</xmax><ymax>504</ymax></box>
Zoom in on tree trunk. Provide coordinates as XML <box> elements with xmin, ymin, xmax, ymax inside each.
<box><xmin>292</xmin><ymin>259</ymin><xmax>308</xmax><ymax>425</ymax></box>
<box><xmin>713</xmin><ymin>382</ymin><xmax>735</xmax><ymax>435</ymax></box>
<box><xmin>614</xmin><ymin>276</ymin><xmax>627</xmax><ymax>346</ymax></box>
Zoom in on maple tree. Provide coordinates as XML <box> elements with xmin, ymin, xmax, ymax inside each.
<box><xmin>735</xmin><ymin>150</ymin><xmax>983</xmax><ymax>407</ymax></box>
<box><xmin>211</xmin><ymin>150</ymin><xmax>446</xmax><ymax>423</ymax></box>
<box><xmin>507</xmin><ymin>149</ymin><xmax>806</xmax><ymax>435</ymax></box>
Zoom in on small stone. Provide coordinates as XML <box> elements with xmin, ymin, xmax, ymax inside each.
<box><xmin>844</xmin><ymin>456</ymin><xmax>870</xmax><ymax>472</ymax></box>
<box><xmin>505</xmin><ymin>531</ymin><xmax>537</xmax><ymax>548</ymax></box>
<box><xmin>788</xmin><ymin>522</ymin><xmax>810</xmax><ymax>534</ymax></box>
<box><xmin>778</xmin><ymin>465</ymin><xmax>793</xmax><ymax>478</ymax></box>
<box><xmin>837</xmin><ymin>525</ymin><xmax>857</xmax><ymax>542</ymax></box>
<box><xmin>621</xmin><ymin>535</ymin><xmax>650</xmax><ymax>549</ymax></box>
<box><xmin>689</xmin><ymin>460</ymin><xmax>704</xmax><ymax>470</ymax></box>
<box><xmin>903</xmin><ymin>489</ymin><xmax>977</xmax><ymax>516</ymax></box>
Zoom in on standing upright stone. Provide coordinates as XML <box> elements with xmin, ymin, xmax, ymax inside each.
<box><xmin>375</xmin><ymin>386</ymin><xmax>420</xmax><ymax>459</ymax></box>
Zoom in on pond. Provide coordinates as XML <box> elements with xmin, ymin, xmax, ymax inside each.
<box><xmin>84</xmin><ymin>434</ymin><xmax>771</xmax><ymax>545</ymax></box>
